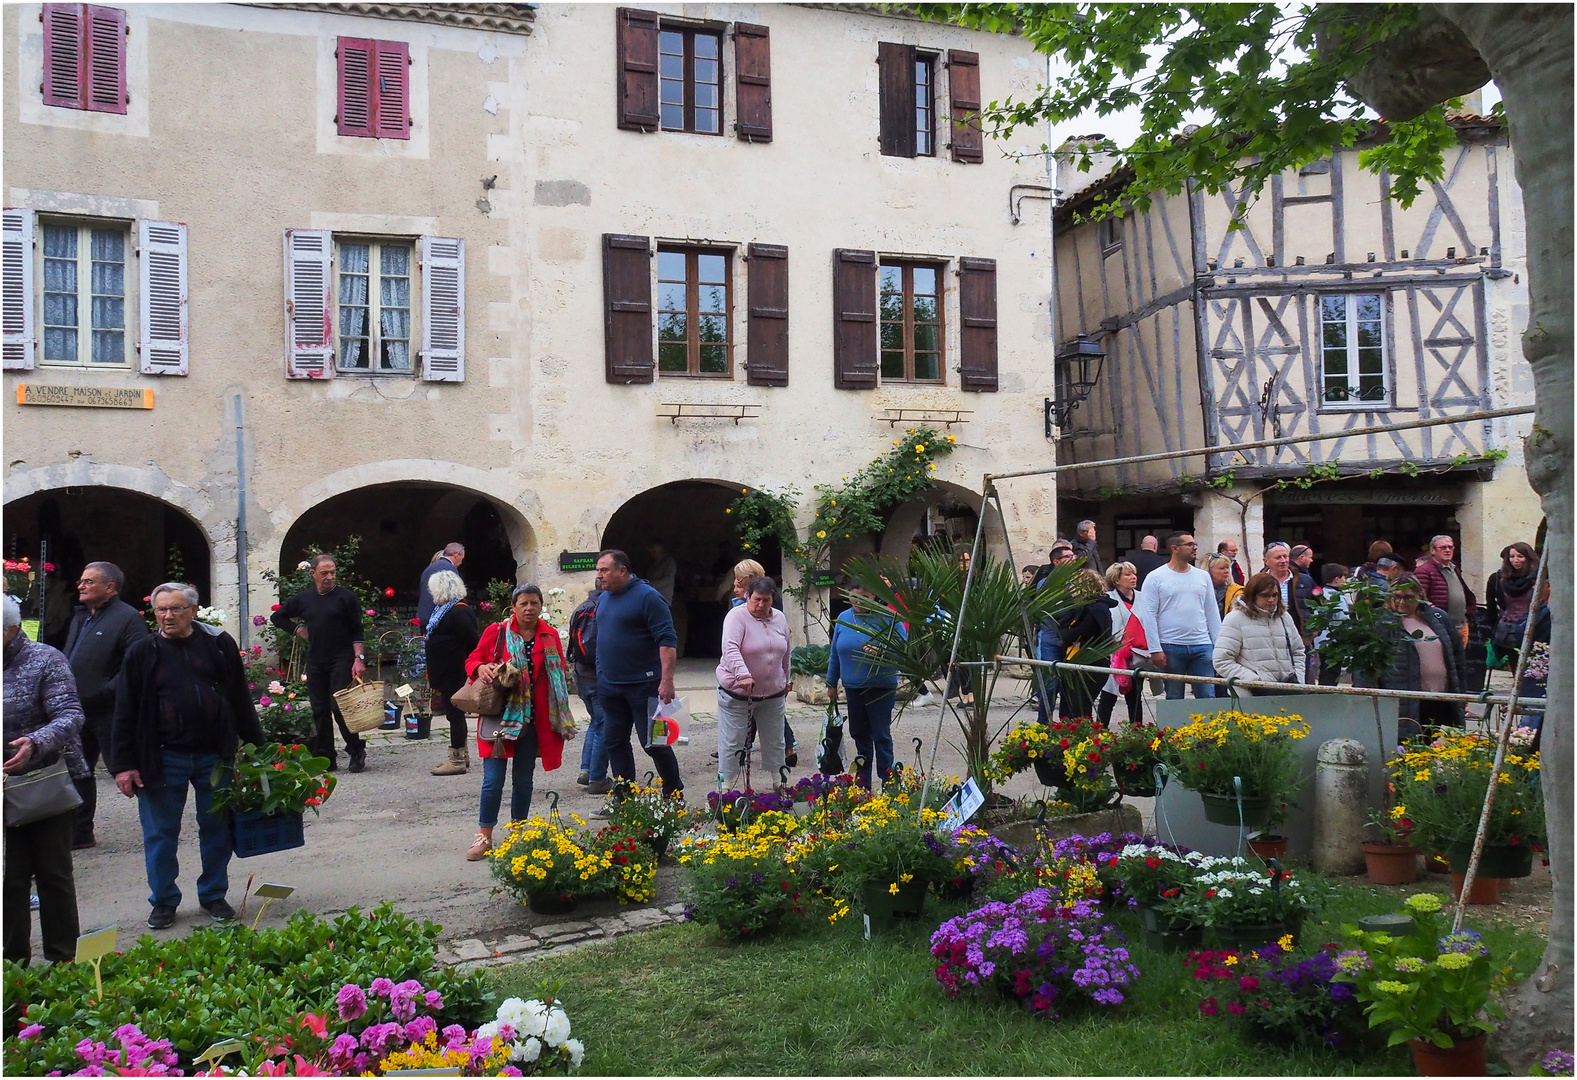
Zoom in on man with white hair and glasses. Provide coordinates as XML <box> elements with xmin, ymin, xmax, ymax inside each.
<box><xmin>110</xmin><ymin>583</ymin><xmax>263</xmax><ymax>930</ymax></box>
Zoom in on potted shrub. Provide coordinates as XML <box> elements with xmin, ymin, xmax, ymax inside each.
<box><xmin>1161</xmin><ymin>710</ymin><xmax>1309</xmax><ymax>827</ymax></box>
<box><xmin>589</xmin><ymin>824</ymin><xmax>659</xmax><ymax>905</ymax></box>
<box><xmin>1056</xmin><ymin>725</ymin><xmax>1121</xmax><ymax>813</ymax></box>
<box><xmin>1390</xmin><ymin>731</ymin><xmax>1545</xmax><ymax>881</ymax></box>
<box><xmin>1106</xmin><ymin>722</ymin><xmax>1167</xmax><ymax>797</ymax></box>
<box><xmin>210</xmin><ymin>742</ymin><xmax>336</xmax><ymax>858</ymax></box>
<box><xmin>1111</xmin><ymin>844</ymin><xmax>1211</xmax><ymax>951</ymax></box>
<box><xmin>606</xmin><ymin>781</ymin><xmax>690</xmax><ymax>858</ymax></box>
<box><xmin>1158</xmin><ymin>859</ymin><xmax>1326</xmax><ymax>952</ymax></box>
<box><xmin>1334</xmin><ymin>892</ymin><xmax>1506</xmax><ymax>1076</ymax></box>
<box><xmin>488</xmin><ymin>815</ymin><xmax>612</xmax><ymax>914</ymax></box>
<box><xmin>1362</xmin><ymin>805</ymin><xmax>1421</xmax><ymax>885</ymax></box>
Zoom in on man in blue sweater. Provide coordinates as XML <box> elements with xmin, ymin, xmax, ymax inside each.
<box><xmin>593</xmin><ymin>550</ymin><xmax>682</xmax><ymax>797</ymax></box>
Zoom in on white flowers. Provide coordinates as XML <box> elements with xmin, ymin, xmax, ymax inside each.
<box><xmin>297</xmin><ymin>560</ymin><xmax>313</xmax><ymax>570</ymax></box>
<box><xmin>487</xmin><ymin>996</ymin><xmax>581</xmax><ymax>1072</ymax></box>
<box><xmin>196</xmin><ymin>606</ymin><xmax>225</xmax><ymax>626</ymax></box>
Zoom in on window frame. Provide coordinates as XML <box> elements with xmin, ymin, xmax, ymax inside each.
<box><xmin>332</xmin><ymin>235</ymin><xmax>419</xmax><ymax>376</ymax></box>
<box><xmin>1317</xmin><ymin>291</ymin><xmax>1390</xmax><ymax>410</ymax></box>
<box><xmin>914</xmin><ymin>53</ymin><xmax>936</xmax><ymax>157</ymax></box>
<box><xmin>879</xmin><ymin>259</ymin><xmax>946</xmax><ymax>385</ymax></box>
<box><xmin>1098</xmin><ymin>215</ymin><xmax>1123</xmax><ymax>257</ymax></box>
<box><xmin>658</xmin><ymin>25</ymin><xmax>723</xmax><ymax>136</ymax></box>
<box><xmin>36</xmin><ymin>216</ymin><xmax>133</xmax><ymax>369</ymax></box>
<box><xmin>655</xmin><ymin>245</ymin><xmax>734</xmax><ymax>379</ymax></box>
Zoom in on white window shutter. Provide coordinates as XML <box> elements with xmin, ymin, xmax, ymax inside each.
<box><xmin>137</xmin><ymin>219</ymin><xmax>188</xmax><ymax>375</ymax></box>
<box><xmin>420</xmin><ymin>235</ymin><xmax>464</xmax><ymax>382</ymax></box>
<box><xmin>2</xmin><ymin>208</ymin><xmax>36</xmax><ymax>371</ymax></box>
<box><xmin>284</xmin><ymin>229</ymin><xmax>334</xmax><ymax>379</ymax></box>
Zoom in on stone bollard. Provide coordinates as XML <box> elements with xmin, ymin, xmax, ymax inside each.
<box><xmin>1314</xmin><ymin>738</ymin><xmax>1369</xmax><ymax>874</ymax></box>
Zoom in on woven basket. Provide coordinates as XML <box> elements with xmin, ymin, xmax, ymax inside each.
<box><xmin>332</xmin><ymin>678</ymin><xmax>386</xmax><ymax>734</ymax></box>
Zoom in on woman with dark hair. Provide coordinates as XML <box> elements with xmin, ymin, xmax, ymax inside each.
<box><xmin>1358</xmin><ymin>540</ymin><xmax>1394</xmax><ymax>586</ymax></box>
<box><xmin>1360</xmin><ymin>573</ymin><xmax>1466</xmax><ymax>734</ymax></box>
<box><xmin>462</xmin><ymin>584</ymin><xmax>574</xmax><ymax>861</ymax></box>
<box><xmin>426</xmin><ymin>570</ymin><xmax>480</xmax><ymax>777</ymax></box>
<box><xmin>1055</xmin><ymin>568</ymin><xmax>1117</xmax><ymax>718</ymax></box>
<box><xmin>1212</xmin><ymin>572</ymin><xmax>1305</xmax><ymax>692</ymax></box>
<box><xmin>1485</xmin><ymin>542</ymin><xmax>1539</xmax><ymax>663</ymax></box>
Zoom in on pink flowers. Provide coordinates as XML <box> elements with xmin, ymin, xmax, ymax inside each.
<box><xmin>253</xmin><ymin>614</ymin><xmax>268</xmax><ymax>626</ymax></box>
<box><xmin>17</xmin><ymin>1023</ymin><xmax>43</xmax><ymax>1040</ymax></box>
<box><xmin>336</xmin><ymin>982</ymin><xmax>368</xmax><ymax>1021</ymax></box>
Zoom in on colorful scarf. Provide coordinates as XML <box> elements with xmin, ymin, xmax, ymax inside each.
<box><xmin>499</xmin><ymin>618</ymin><xmax>576</xmax><ymax>741</ymax></box>
<box><xmin>426</xmin><ymin>599</ymin><xmax>458</xmax><ymax>635</ymax></box>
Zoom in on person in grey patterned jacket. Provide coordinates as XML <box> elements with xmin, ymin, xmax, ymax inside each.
<box><xmin>3</xmin><ymin>594</ymin><xmax>87</xmax><ymax>965</ymax></box>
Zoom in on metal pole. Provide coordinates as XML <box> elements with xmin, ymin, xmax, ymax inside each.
<box><xmin>234</xmin><ymin>395</ymin><xmax>250</xmax><ymax>650</ymax></box>
<box><xmin>37</xmin><ymin>538</ymin><xmax>48</xmax><ymax>630</ymax></box>
<box><xmin>990</xmin><ymin>656</ymin><xmax>1546</xmax><ymax>712</ymax></box>
<box><xmin>989</xmin><ymin>405</ymin><xmax>1535</xmax><ymax>482</ymax></box>
<box><xmin>1452</xmin><ymin>549</ymin><xmax>1550</xmax><ymax>931</ymax></box>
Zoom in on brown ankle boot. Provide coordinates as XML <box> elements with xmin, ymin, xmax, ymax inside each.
<box><xmin>431</xmin><ymin>746</ymin><xmax>469</xmax><ymax>775</ymax></box>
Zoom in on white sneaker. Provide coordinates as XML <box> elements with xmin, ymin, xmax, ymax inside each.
<box><xmin>914</xmin><ymin>692</ymin><xmax>938</xmax><ymax>708</ymax></box>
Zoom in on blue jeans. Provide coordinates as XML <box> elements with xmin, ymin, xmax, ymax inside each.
<box><xmin>136</xmin><ymin>750</ymin><xmax>231</xmax><ymax>909</ymax></box>
<box><xmin>845</xmin><ymin>686</ymin><xmax>896</xmax><ymax>790</ymax></box>
<box><xmin>597</xmin><ymin>678</ymin><xmax>683</xmax><ymax>795</ymax></box>
<box><xmin>1162</xmin><ymin>643</ymin><xmax>1216</xmax><ymax>699</ymax></box>
<box><xmin>1034</xmin><ymin>634</ymin><xmax>1061</xmax><ymax>723</ymax></box>
<box><xmin>577</xmin><ymin>687</ymin><xmax>609</xmax><ymax>782</ymax></box>
<box><xmin>479</xmin><ymin>724</ymin><xmax>538</xmax><ymax>828</ymax></box>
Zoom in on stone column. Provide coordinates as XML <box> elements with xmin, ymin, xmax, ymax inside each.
<box><xmin>1194</xmin><ymin>484</ymin><xmax>1266</xmax><ymax>574</ymax></box>
<box><xmin>1313</xmin><ymin>738</ymin><xmax>1369</xmax><ymax>874</ymax></box>
<box><xmin>1455</xmin><ymin>468</ymin><xmax>1542</xmax><ymax>587</ymax></box>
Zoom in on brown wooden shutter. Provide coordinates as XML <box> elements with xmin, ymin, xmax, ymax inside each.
<box><xmin>877</xmin><ymin>42</ymin><xmax>915</xmax><ymax>158</ymax></box>
<box><xmin>832</xmin><ymin>249</ymin><xmax>877</xmax><ymax>389</ymax></box>
<box><xmin>603</xmin><ymin>233</ymin><xmax>653</xmax><ymax>383</ymax></box>
<box><xmin>957</xmin><ymin>257</ymin><xmax>998</xmax><ymax>392</ymax></box>
<box><xmin>947</xmin><ymin>49</ymin><xmax>983</xmax><ymax>164</ymax></box>
<box><xmin>733</xmin><ymin>23</ymin><xmax>772</xmax><ymax>142</ymax></box>
<box><xmin>745</xmin><ymin>243</ymin><xmax>788</xmax><ymax>386</ymax></box>
<box><xmin>616</xmin><ymin>8</ymin><xmax>660</xmax><ymax>132</ymax></box>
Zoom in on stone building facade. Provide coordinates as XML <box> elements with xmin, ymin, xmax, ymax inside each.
<box><xmin>3</xmin><ymin>3</ymin><xmax>1062</xmax><ymax>651</ymax></box>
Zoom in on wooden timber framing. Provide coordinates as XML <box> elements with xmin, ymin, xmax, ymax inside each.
<box><xmin>1051</xmin><ymin>117</ymin><xmax>1517</xmax><ymax>498</ymax></box>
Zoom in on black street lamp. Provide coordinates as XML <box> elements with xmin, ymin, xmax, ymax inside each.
<box><xmin>1045</xmin><ymin>334</ymin><xmax>1107</xmax><ymax>436</ymax></box>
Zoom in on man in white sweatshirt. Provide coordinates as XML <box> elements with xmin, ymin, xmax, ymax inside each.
<box><xmin>1133</xmin><ymin>532</ymin><xmax>1222</xmax><ymax>700</ymax></box>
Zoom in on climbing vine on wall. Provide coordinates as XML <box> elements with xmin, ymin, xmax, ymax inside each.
<box><xmin>728</xmin><ymin>428</ymin><xmax>957</xmax><ymax>632</ymax></box>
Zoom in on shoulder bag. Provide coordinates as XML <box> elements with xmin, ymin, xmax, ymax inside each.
<box><xmin>450</xmin><ymin>629</ymin><xmax>516</xmax><ymax>717</ymax></box>
<box><xmin>3</xmin><ymin>755</ymin><xmax>83</xmax><ymax>828</ymax></box>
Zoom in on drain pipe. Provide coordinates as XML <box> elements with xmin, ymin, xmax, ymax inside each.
<box><xmin>234</xmin><ymin>394</ymin><xmax>250</xmax><ymax>649</ymax></box>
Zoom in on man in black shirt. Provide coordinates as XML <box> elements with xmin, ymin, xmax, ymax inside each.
<box><xmin>271</xmin><ymin>555</ymin><xmax>368</xmax><ymax>771</ymax></box>
<box><xmin>110</xmin><ymin>583</ymin><xmax>263</xmax><ymax>929</ymax></box>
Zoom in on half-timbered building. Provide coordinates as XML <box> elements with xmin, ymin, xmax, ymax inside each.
<box><xmin>1051</xmin><ymin>115</ymin><xmax>1538</xmax><ymax>585</ymax></box>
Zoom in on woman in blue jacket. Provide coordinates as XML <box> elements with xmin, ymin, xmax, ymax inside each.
<box><xmin>824</xmin><ymin>580</ymin><xmax>907</xmax><ymax>790</ymax></box>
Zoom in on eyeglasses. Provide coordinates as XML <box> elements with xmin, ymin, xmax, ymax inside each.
<box><xmin>76</xmin><ymin>578</ymin><xmax>106</xmax><ymax>587</ymax></box>
<box><xmin>152</xmin><ymin>605</ymin><xmax>191</xmax><ymax>616</ymax></box>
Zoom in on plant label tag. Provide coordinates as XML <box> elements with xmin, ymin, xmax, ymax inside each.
<box><xmin>937</xmin><ymin>777</ymin><xmax>986</xmax><ymax>833</ymax></box>
<box><xmin>254</xmin><ymin>883</ymin><xmax>295</xmax><ymax>900</ymax></box>
<box><xmin>194</xmin><ymin>1039</ymin><xmax>246</xmax><ymax>1067</ymax></box>
<box><xmin>74</xmin><ymin>926</ymin><xmax>116</xmax><ymax>964</ymax></box>
<box><xmin>394</xmin><ymin>683</ymin><xmax>414</xmax><ymax>699</ymax></box>
<box><xmin>863</xmin><ymin>914</ymin><xmax>871</xmax><ymax>940</ymax></box>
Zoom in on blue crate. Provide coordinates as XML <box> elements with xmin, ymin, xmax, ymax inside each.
<box><xmin>231</xmin><ymin>809</ymin><xmax>305</xmax><ymax>858</ymax></box>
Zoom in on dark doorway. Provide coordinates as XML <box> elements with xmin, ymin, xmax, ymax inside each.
<box><xmin>601</xmin><ymin>480</ymin><xmax>781</xmax><ymax>659</ymax></box>
<box><xmin>278</xmin><ymin>483</ymin><xmax>523</xmax><ymax>612</ymax></box>
<box><xmin>4</xmin><ymin>488</ymin><xmax>210</xmax><ymax>647</ymax></box>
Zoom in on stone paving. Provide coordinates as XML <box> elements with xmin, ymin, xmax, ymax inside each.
<box><xmin>436</xmin><ymin>903</ymin><xmax>691</xmax><ymax>973</ymax></box>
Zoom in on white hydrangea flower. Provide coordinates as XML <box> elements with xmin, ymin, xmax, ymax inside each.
<box><xmin>496</xmin><ymin>997</ymin><xmax>530</xmax><ymax>1030</ymax></box>
<box><xmin>542</xmin><ymin>1006</ymin><xmax>572</xmax><ymax>1047</ymax></box>
<box><xmin>476</xmin><ymin>1021</ymin><xmax>501</xmax><ymax>1041</ymax></box>
<box><xmin>512</xmin><ymin>1036</ymin><xmax>542</xmax><ymax>1063</ymax></box>
<box><xmin>565</xmin><ymin>1038</ymin><xmax>585</xmax><ymax>1068</ymax></box>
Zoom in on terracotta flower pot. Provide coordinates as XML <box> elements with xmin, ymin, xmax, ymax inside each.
<box><xmin>1247</xmin><ymin>835</ymin><xmax>1288</xmax><ymax>861</ymax></box>
<box><xmin>1409</xmin><ymin>1034</ymin><xmax>1487</xmax><ymax>1076</ymax></box>
<box><xmin>1362</xmin><ymin>842</ymin><xmax>1420</xmax><ymax>885</ymax></box>
<box><xmin>1449</xmin><ymin>872</ymin><xmax>1500</xmax><ymax>906</ymax></box>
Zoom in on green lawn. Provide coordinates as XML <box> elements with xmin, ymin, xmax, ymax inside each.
<box><xmin>493</xmin><ymin>881</ymin><xmax>1544</xmax><ymax>1076</ymax></box>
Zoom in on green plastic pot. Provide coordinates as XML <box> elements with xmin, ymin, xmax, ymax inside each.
<box><xmin>1199</xmin><ymin>790</ymin><xmax>1273</xmax><ymax>827</ymax></box>
<box><xmin>1444</xmin><ymin>839</ymin><xmax>1534</xmax><ymax>879</ymax></box>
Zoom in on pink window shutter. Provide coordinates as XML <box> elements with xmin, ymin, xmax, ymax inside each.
<box><xmin>83</xmin><ymin>5</ymin><xmax>126</xmax><ymax>114</ymax></box>
<box><xmin>372</xmin><ymin>40</ymin><xmax>409</xmax><ymax>139</ymax></box>
<box><xmin>41</xmin><ymin>4</ymin><xmax>85</xmax><ymax>110</ymax></box>
<box><xmin>336</xmin><ymin>37</ymin><xmax>374</xmax><ymax>138</ymax></box>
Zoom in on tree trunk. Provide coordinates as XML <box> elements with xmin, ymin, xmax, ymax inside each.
<box><xmin>1433</xmin><ymin>5</ymin><xmax>1574</xmax><ymax>1066</ymax></box>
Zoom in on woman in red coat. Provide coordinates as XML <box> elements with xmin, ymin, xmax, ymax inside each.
<box><xmin>463</xmin><ymin>585</ymin><xmax>574</xmax><ymax>861</ymax></box>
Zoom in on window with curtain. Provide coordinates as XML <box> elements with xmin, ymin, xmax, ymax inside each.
<box><xmin>337</xmin><ymin>239</ymin><xmax>411</xmax><ymax>372</ymax></box>
<box><xmin>41</xmin><ymin>221</ymin><xmax>127</xmax><ymax>366</ymax></box>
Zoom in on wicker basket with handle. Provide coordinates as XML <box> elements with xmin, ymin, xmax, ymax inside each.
<box><xmin>332</xmin><ymin>677</ymin><xmax>386</xmax><ymax>734</ymax></box>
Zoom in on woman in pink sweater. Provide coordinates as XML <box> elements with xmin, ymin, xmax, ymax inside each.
<box><xmin>716</xmin><ymin>577</ymin><xmax>792</xmax><ymax>792</ymax></box>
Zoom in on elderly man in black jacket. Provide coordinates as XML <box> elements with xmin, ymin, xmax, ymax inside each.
<box><xmin>63</xmin><ymin>561</ymin><xmax>147</xmax><ymax>849</ymax></box>
<box><xmin>110</xmin><ymin>583</ymin><xmax>263</xmax><ymax>930</ymax></box>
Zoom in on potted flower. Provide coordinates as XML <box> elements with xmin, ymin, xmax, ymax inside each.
<box><xmin>589</xmin><ymin>824</ymin><xmax>659</xmax><ymax>904</ymax></box>
<box><xmin>706</xmin><ymin>787</ymin><xmax>795</xmax><ymax>832</ymax></box>
<box><xmin>1111</xmin><ymin>844</ymin><xmax>1210</xmax><ymax>951</ymax></box>
<box><xmin>489</xmin><ymin>815</ymin><xmax>612</xmax><ymax>914</ymax></box>
<box><xmin>210</xmin><ymin>742</ymin><xmax>336</xmax><ymax>858</ymax></box>
<box><xmin>678</xmin><ymin>811</ymin><xmax>804</xmax><ymax>939</ymax></box>
<box><xmin>606</xmin><ymin>781</ymin><xmax>689</xmax><ymax>858</ymax></box>
<box><xmin>933</xmin><ymin>826</ymin><xmax>1021</xmax><ymax>901</ymax></box>
<box><xmin>1247</xmin><ymin>801</ymin><xmax>1293</xmax><ymax>861</ymax></box>
<box><xmin>1106</xmin><ymin>722</ymin><xmax>1167</xmax><ymax>797</ymax></box>
<box><xmin>986</xmin><ymin>718</ymin><xmax>1064</xmax><ymax>787</ymax></box>
<box><xmin>1056</xmin><ymin>726</ymin><xmax>1120</xmax><ymax>813</ymax></box>
<box><xmin>1192</xmin><ymin>938</ymin><xmax>1378</xmax><ymax>1053</ymax></box>
<box><xmin>1161</xmin><ymin>710</ymin><xmax>1309</xmax><ymax>827</ymax></box>
<box><xmin>1362</xmin><ymin>805</ymin><xmax>1421</xmax><ymax>885</ymax></box>
<box><xmin>1157</xmin><ymin>859</ymin><xmax>1326</xmax><ymax>952</ymax></box>
<box><xmin>790</xmin><ymin>792</ymin><xmax>948</xmax><ymax>923</ymax></box>
<box><xmin>1390</xmin><ymin>732</ymin><xmax>1545</xmax><ymax>884</ymax></box>
<box><xmin>1334</xmin><ymin>892</ymin><xmax>1506</xmax><ymax>1075</ymax></box>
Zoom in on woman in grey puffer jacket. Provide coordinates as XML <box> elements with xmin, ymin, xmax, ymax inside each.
<box><xmin>3</xmin><ymin>594</ymin><xmax>87</xmax><ymax>965</ymax></box>
<box><xmin>1213</xmin><ymin>573</ymin><xmax>1305</xmax><ymax>692</ymax></box>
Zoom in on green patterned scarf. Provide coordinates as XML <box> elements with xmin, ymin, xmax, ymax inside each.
<box><xmin>501</xmin><ymin>619</ymin><xmax>576</xmax><ymax>740</ymax></box>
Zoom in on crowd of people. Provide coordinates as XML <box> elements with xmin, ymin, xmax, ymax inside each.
<box><xmin>1023</xmin><ymin>523</ymin><xmax>1550</xmax><ymax>740</ymax></box>
<box><xmin>1</xmin><ymin>520</ymin><xmax>1549</xmax><ymax>966</ymax></box>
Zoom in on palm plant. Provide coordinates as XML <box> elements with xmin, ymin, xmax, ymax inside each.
<box><xmin>841</xmin><ymin>542</ymin><xmax>1109</xmax><ymax>792</ymax></box>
